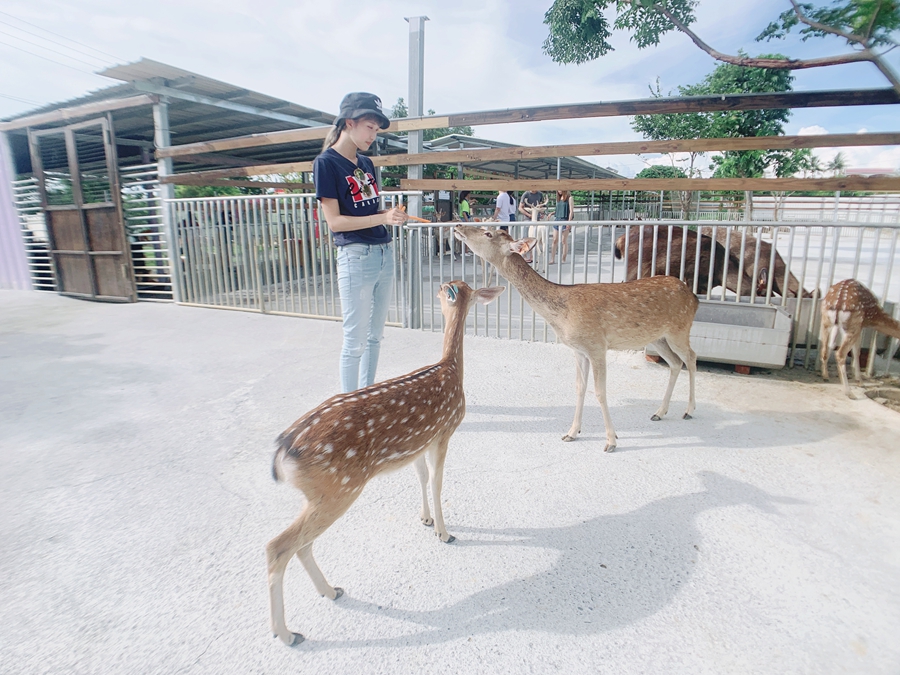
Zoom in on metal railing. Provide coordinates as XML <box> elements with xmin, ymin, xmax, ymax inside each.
<box><xmin>11</xmin><ymin>177</ymin><xmax>55</xmax><ymax>291</ymax></box>
<box><xmin>168</xmin><ymin>192</ymin><xmax>417</xmax><ymax>324</ymax></box>
<box><xmin>121</xmin><ymin>164</ymin><xmax>172</xmax><ymax>301</ymax></box>
<box><xmin>165</xmin><ymin>193</ymin><xmax>900</xmax><ymax>373</ymax></box>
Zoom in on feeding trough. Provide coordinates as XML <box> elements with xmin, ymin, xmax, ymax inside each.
<box><xmin>647</xmin><ymin>300</ymin><xmax>793</xmax><ymax>369</ymax></box>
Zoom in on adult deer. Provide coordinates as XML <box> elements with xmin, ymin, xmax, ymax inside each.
<box><xmin>455</xmin><ymin>225</ymin><xmax>698</xmax><ymax>452</ymax></box>
<box><xmin>525</xmin><ymin>197</ymin><xmax>549</xmax><ymax>270</ymax></box>
<box><xmin>702</xmin><ymin>226</ymin><xmax>811</xmax><ymax>298</ymax></box>
<box><xmin>819</xmin><ymin>279</ymin><xmax>900</xmax><ymax>397</ymax></box>
<box><xmin>614</xmin><ymin>225</ymin><xmax>756</xmax><ymax>296</ymax></box>
<box><xmin>266</xmin><ymin>280</ymin><xmax>504</xmax><ymax>646</ymax></box>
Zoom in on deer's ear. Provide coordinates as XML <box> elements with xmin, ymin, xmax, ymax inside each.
<box><xmin>757</xmin><ymin>267</ymin><xmax>768</xmax><ymax>289</ymax></box>
<box><xmin>474</xmin><ymin>286</ymin><xmax>505</xmax><ymax>305</ymax></box>
<box><xmin>509</xmin><ymin>238</ymin><xmax>536</xmax><ymax>255</ymax></box>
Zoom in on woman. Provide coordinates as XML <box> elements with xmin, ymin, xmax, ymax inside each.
<box><xmin>313</xmin><ymin>92</ymin><xmax>407</xmax><ymax>393</ymax></box>
<box><xmin>549</xmin><ymin>190</ymin><xmax>575</xmax><ymax>264</ymax></box>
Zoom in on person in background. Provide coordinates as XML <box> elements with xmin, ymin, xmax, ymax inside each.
<box><xmin>458</xmin><ymin>191</ymin><xmax>472</xmax><ymax>222</ymax></box>
<box><xmin>313</xmin><ymin>92</ymin><xmax>407</xmax><ymax>393</ymax></box>
<box><xmin>550</xmin><ymin>190</ymin><xmax>575</xmax><ymax>264</ymax></box>
<box><xmin>519</xmin><ymin>189</ymin><xmax>544</xmax><ymax>219</ymax></box>
<box><xmin>492</xmin><ymin>190</ymin><xmax>516</xmax><ymax>232</ymax></box>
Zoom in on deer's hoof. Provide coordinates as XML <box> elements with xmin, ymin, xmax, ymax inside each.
<box><xmin>421</xmin><ymin>517</ymin><xmax>434</xmax><ymax>527</ymax></box>
<box><xmin>276</xmin><ymin>631</ymin><xmax>305</xmax><ymax>646</ymax></box>
<box><xmin>321</xmin><ymin>587</ymin><xmax>343</xmax><ymax>601</ymax></box>
<box><xmin>683</xmin><ymin>413</ymin><xmax>693</xmax><ymax>420</ymax></box>
<box><xmin>561</xmin><ymin>434</ymin><xmax>576</xmax><ymax>442</ymax></box>
<box><xmin>437</xmin><ymin>532</ymin><xmax>456</xmax><ymax>543</ymax></box>
<box><xmin>651</xmin><ymin>414</ymin><xmax>662</xmax><ymax>421</ymax></box>
<box><xmin>604</xmin><ymin>443</ymin><xmax>616</xmax><ymax>453</ymax></box>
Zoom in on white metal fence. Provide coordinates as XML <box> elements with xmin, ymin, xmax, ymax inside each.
<box><xmin>164</xmin><ymin>191</ymin><xmax>900</xmax><ymax>371</ymax></box>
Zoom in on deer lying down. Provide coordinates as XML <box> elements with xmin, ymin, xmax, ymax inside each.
<box><xmin>455</xmin><ymin>225</ymin><xmax>698</xmax><ymax>453</ymax></box>
<box><xmin>701</xmin><ymin>226</ymin><xmax>812</xmax><ymax>298</ymax></box>
<box><xmin>614</xmin><ymin>225</ymin><xmax>757</xmax><ymax>296</ymax></box>
<box><xmin>819</xmin><ymin>279</ymin><xmax>900</xmax><ymax>397</ymax></box>
<box><xmin>266</xmin><ymin>280</ymin><xmax>504</xmax><ymax>646</ymax></box>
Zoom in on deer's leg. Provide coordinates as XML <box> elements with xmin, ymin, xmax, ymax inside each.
<box><xmin>835</xmin><ymin>335</ymin><xmax>853</xmax><ymax>397</ymax></box>
<box><xmin>649</xmin><ymin>338</ymin><xmax>682</xmax><ymax>421</ymax></box>
<box><xmin>266</xmin><ymin>492</ymin><xmax>356</xmax><ymax>646</ymax></box>
<box><xmin>413</xmin><ymin>455</ymin><xmax>433</xmax><ymax>527</ymax></box>
<box><xmin>819</xmin><ymin>315</ymin><xmax>833</xmax><ymax>381</ymax></box>
<box><xmin>589</xmin><ymin>352</ymin><xmax>617</xmax><ymax>452</ymax></box>
<box><xmin>657</xmin><ymin>335</ymin><xmax>697</xmax><ymax>419</ymax></box>
<box><xmin>426</xmin><ymin>438</ymin><xmax>455</xmax><ymax>543</ymax></box>
<box><xmin>563</xmin><ymin>351</ymin><xmax>591</xmax><ymax>442</ymax></box>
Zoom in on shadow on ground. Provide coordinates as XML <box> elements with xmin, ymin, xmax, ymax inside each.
<box><xmin>296</xmin><ymin>472</ymin><xmax>800</xmax><ymax>650</ymax></box>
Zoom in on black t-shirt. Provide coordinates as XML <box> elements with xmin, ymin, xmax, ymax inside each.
<box><xmin>313</xmin><ymin>148</ymin><xmax>390</xmax><ymax>246</ymax></box>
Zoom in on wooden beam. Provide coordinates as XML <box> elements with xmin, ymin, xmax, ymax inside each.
<box><xmin>444</xmin><ymin>88</ymin><xmax>900</xmax><ymax>127</ymax></box>
<box><xmin>400</xmin><ymin>177</ymin><xmax>900</xmax><ymax>192</ymax></box>
<box><xmin>0</xmin><ymin>95</ymin><xmax>157</xmax><ymax>132</ymax></box>
<box><xmin>159</xmin><ymin>131</ymin><xmax>900</xmax><ymax>184</ymax></box>
<box><xmin>169</xmin><ymin>174</ymin><xmax>314</xmax><ymax>190</ymax></box>
<box><xmin>155</xmin><ymin>88</ymin><xmax>899</xmax><ymax>159</ymax></box>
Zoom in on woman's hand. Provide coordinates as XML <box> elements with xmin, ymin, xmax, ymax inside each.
<box><xmin>383</xmin><ymin>207</ymin><xmax>408</xmax><ymax>225</ymax></box>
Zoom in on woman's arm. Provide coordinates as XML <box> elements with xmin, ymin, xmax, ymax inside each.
<box><xmin>319</xmin><ymin>198</ymin><xmax>406</xmax><ymax>232</ymax></box>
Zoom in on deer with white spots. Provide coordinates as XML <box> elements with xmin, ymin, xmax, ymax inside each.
<box><xmin>266</xmin><ymin>280</ymin><xmax>504</xmax><ymax>646</ymax></box>
<box><xmin>455</xmin><ymin>225</ymin><xmax>698</xmax><ymax>453</ymax></box>
<box><xmin>819</xmin><ymin>279</ymin><xmax>900</xmax><ymax>397</ymax></box>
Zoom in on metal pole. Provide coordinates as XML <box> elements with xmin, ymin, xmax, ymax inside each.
<box><xmin>405</xmin><ymin>15</ymin><xmax>428</xmax><ymax>330</ymax></box>
<box><xmin>153</xmin><ymin>98</ymin><xmax>181</xmax><ymax>302</ymax></box>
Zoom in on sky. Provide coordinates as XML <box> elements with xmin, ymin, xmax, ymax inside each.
<box><xmin>1</xmin><ymin>0</ymin><xmax>899</xmax><ymax>177</ymax></box>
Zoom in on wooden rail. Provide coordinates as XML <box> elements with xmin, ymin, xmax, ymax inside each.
<box><xmin>155</xmin><ymin>88</ymin><xmax>900</xmax><ymax>160</ymax></box>
<box><xmin>158</xmin><ymin>131</ymin><xmax>900</xmax><ymax>185</ymax></box>
<box><xmin>400</xmin><ymin>176</ymin><xmax>900</xmax><ymax>192</ymax></box>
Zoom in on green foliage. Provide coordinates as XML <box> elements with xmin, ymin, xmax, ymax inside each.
<box><xmin>543</xmin><ymin>0</ymin><xmax>699</xmax><ymax>63</ymax></box>
<box><xmin>632</xmin><ymin>59</ymin><xmax>806</xmax><ymax>179</ymax></box>
<box><xmin>635</xmin><ymin>165</ymin><xmax>687</xmax><ymax>178</ymax></box>
<box><xmin>542</xmin><ymin>0</ymin><xmax>614</xmax><ymax>63</ymax></box>
<box><xmin>390</xmin><ymin>97</ymin><xmax>475</xmax><ymax>141</ymax></box>
<box><xmin>758</xmin><ymin>0</ymin><xmax>900</xmax><ymax>48</ymax></box>
<box><xmin>175</xmin><ymin>185</ymin><xmax>243</xmax><ymax>198</ymax></box>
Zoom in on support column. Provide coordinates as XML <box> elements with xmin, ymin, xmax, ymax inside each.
<box><xmin>153</xmin><ymin>98</ymin><xmax>181</xmax><ymax>302</ymax></box>
<box><xmin>405</xmin><ymin>15</ymin><xmax>428</xmax><ymax>330</ymax></box>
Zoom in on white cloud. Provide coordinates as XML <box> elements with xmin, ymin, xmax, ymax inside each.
<box><xmin>798</xmin><ymin>125</ymin><xmax>828</xmax><ymax>136</ymax></box>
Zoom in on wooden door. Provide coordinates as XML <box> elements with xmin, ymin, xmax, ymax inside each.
<box><xmin>28</xmin><ymin>116</ymin><xmax>136</xmax><ymax>302</ymax></box>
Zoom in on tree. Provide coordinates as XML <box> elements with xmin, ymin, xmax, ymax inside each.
<box><xmin>631</xmin><ymin>58</ymin><xmax>810</xmax><ymax>216</ymax></box>
<box><xmin>636</xmin><ymin>164</ymin><xmax>689</xmax><ymax>216</ymax></box>
<box><xmin>827</xmin><ymin>150</ymin><xmax>848</xmax><ymax>175</ymax></box>
<box><xmin>543</xmin><ymin>1</ymin><xmax>900</xmax><ymax>94</ymax></box>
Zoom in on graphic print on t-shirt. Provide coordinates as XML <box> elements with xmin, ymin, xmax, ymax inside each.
<box><xmin>346</xmin><ymin>167</ymin><xmax>379</xmax><ymax>203</ymax></box>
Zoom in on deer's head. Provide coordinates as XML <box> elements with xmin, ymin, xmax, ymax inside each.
<box><xmin>437</xmin><ymin>279</ymin><xmax>505</xmax><ymax>318</ymax></box>
<box><xmin>454</xmin><ymin>225</ymin><xmax>535</xmax><ymax>266</ymax></box>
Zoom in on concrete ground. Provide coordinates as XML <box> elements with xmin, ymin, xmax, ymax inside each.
<box><xmin>2</xmin><ymin>289</ymin><xmax>899</xmax><ymax>675</ymax></box>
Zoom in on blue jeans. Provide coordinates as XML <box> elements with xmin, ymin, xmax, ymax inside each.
<box><xmin>336</xmin><ymin>242</ymin><xmax>395</xmax><ymax>392</ymax></box>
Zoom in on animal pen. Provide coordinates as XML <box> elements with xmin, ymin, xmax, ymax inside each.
<box><xmin>7</xmin><ymin>79</ymin><xmax>900</xmax><ymax>374</ymax></box>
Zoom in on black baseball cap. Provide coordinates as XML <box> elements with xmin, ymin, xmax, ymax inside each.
<box><xmin>335</xmin><ymin>92</ymin><xmax>391</xmax><ymax>129</ymax></box>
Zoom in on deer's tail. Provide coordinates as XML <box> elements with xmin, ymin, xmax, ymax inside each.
<box><xmin>271</xmin><ymin>434</ymin><xmax>292</xmax><ymax>482</ymax></box>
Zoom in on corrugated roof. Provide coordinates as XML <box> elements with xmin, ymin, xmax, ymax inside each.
<box><xmin>425</xmin><ymin>134</ymin><xmax>624</xmax><ymax>180</ymax></box>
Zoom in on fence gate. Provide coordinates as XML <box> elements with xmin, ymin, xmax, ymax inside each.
<box><xmin>27</xmin><ymin>115</ymin><xmax>136</xmax><ymax>301</ymax></box>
